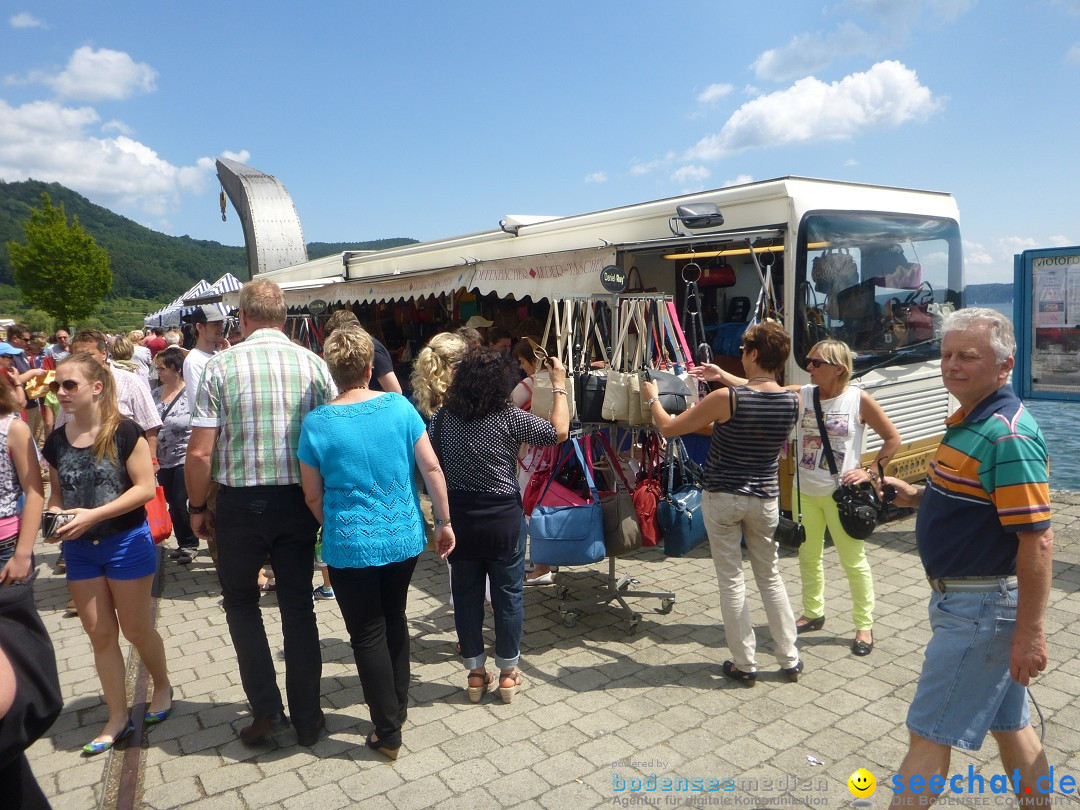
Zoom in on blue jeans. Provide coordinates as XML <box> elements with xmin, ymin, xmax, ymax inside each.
<box><xmin>906</xmin><ymin>583</ymin><xmax>1028</xmax><ymax>751</ymax></box>
<box><xmin>451</xmin><ymin>518</ymin><xmax>527</xmax><ymax>671</ymax></box>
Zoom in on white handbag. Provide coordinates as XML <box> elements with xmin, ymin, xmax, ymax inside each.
<box><xmin>601</xmin><ymin>300</ymin><xmax>634</xmax><ymax>421</ymax></box>
<box><xmin>532</xmin><ymin>301</ymin><xmax>577</xmax><ymax>421</ymax></box>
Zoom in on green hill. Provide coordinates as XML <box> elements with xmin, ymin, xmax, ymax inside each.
<box><xmin>0</xmin><ymin>179</ymin><xmax>418</xmax><ymax>310</ymax></box>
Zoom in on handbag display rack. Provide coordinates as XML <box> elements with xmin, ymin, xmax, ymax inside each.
<box><xmin>543</xmin><ymin>429</ymin><xmax>675</xmax><ymax>632</ymax></box>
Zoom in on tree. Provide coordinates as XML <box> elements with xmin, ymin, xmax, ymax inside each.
<box><xmin>5</xmin><ymin>193</ymin><xmax>112</xmax><ymax>328</ymax></box>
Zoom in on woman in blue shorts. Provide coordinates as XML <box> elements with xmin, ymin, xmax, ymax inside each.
<box><xmin>42</xmin><ymin>353</ymin><xmax>172</xmax><ymax>755</ymax></box>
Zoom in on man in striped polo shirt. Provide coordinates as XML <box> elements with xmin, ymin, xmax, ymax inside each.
<box><xmin>186</xmin><ymin>280</ymin><xmax>337</xmax><ymax>748</ymax></box>
<box><xmin>884</xmin><ymin>308</ymin><xmax>1053</xmax><ymax>806</ymax></box>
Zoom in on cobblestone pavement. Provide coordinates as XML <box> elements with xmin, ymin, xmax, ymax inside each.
<box><xmin>25</xmin><ymin>492</ymin><xmax>1080</xmax><ymax>809</ymax></box>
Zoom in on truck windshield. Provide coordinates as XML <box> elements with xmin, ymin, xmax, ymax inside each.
<box><xmin>796</xmin><ymin>211</ymin><xmax>962</xmax><ymax>372</ymax></box>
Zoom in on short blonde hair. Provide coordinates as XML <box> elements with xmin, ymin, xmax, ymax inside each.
<box><xmin>323</xmin><ymin>325</ymin><xmax>375</xmax><ymax>389</ymax></box>
<box><xmin>128</xmin><ymin>330</ymin><xmax>145</xmax><ymax>343</ymax></box>
<box><xmin>110</xmin><ymin>334</ymin><xmax>135</xmax><ymax>361</ymax></box>
<box><xmin>808</xmin><ymin>339</ymin><xmax>853</xmax><ymax>387</ymax></box>
<box><xmin>239</xmin><ymin>279</ymin><xmax>287</xmax><ymax>325</ymax></box>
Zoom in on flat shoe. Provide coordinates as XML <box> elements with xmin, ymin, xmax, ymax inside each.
<box><xmin>144</xmin><ymin>686</ymin><xmax>174</xmax><ymax>725</ymax></box>
<box><xmin>82</xmin><ymin>720</ymin><xmax>134</xmax><ymax>755</ymax></box>
<box><xmin>851</xmin><ymin>638</ymin><xmax>874</xmax><ymax>656</ymax></box>
<box><xmin>780</xmin><ymin>660</ymin><xmax>804</xmax><ymax>682</ymax></box>
<box><xmin>524</xmin><ymin>572</ymin><xmax>554</xmax><ymax>586</ymax></box>
<box><xmin>795</xmin><ymin>616</ymin><xmax>825</xmax><ymax>634</ymax></box>
<box><xmin>722</xmin><ymin>660</ymin><xmax>757</xmax><ymax>687</ymax></box>
<box><xmin>259</xmin><ymin>580</ymin><xmax>277</xmax><ymax>593</ymax></box>
<box><xmin>467</xmin><ymin>671</ymin><xmax>493</xmax><ymax>703</ymax></box>
<box><xmin>499</xmin><ymin>670</ymin><xmax>523</xmax><ymax>704</ymax></box>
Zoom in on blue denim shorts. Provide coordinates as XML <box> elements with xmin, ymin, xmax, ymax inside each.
<box><xmin>64</xmin><ymin>522</ymin><xmax>158</xmax><ymax>581</ymax></box>
<box><xmin>906</xmin><ymin>584</ymin><xmax>1029</xmax><ymax>751</ymax></box>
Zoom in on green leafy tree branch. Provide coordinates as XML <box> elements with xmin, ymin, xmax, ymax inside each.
<box><xmin>5</xmin><ymin>193</ymin><xmax>112</xmax><ymax>329</ymax></box>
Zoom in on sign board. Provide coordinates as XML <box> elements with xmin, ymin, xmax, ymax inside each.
<box><xmin>600</xmin><ymin>265</ymin><xmax>627</xmax><ymax>293</ymax></box>
<box><xmin>307</xmin><ymin>299</ymin><xmax>328</xmax><ymax>315</ymax></box>
<box><xmin>1014</xmin><ymin>247</ymin><xmax>1080</xmax><ymax>401</ymax></box>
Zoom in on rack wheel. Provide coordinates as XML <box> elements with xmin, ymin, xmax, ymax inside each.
<box><xmin>555</xmin><ymin>586</ymin><xmax>569</xmax><ymax>600</ymax></box>
<box><xmin>628</xmin><ymin>613</ymin><xmax>642</xmax><ymax>632</ymax></box>
<box><xmin>659</xmin><ymin>598</ymin><xmax>675</xmax><ymax>615</ymax></box>
<box><xmin>562</xmin><ymin>611</ymin><xmax>579</xmax><ymax>628</ymax></box>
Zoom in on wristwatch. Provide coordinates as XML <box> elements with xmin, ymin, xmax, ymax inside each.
<box><xmin>186</xmin><ymin>500</ymin><xmax>208</xmax><ymax>515</ymax></box>
<box><xmin>433</xmin><ymin>517</ymin><xmax>451</xmax><ymax>527</ymax></box>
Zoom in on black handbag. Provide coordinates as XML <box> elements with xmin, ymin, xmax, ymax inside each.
<box><xmin>812</xmin><ymin>388</ymin><xmax>880</xmax><ymax>540</ymax></box>
<box><xmin>643</xmin><ymin>369</ymin><xmax>694</xmax><ymax>415</ymax></box>
<box><xmin>576</xmin><ymin>370</ymin><xmax>613</xmax><ymax>423</ymax></box>
<box><xmin>774</xmin><ymin>446</ymin><xmax>806</xmax><ymax>549</ymax></box>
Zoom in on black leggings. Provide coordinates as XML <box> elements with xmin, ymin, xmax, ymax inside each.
<box><xmin>157</xmin><ymin>465</ymin><xmax>197</xmax><ymax>550</ymax></box>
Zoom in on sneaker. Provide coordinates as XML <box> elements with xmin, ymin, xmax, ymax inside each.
<box><xmin>167</xmin><ymin>548</ymin><xmax>185</xmax><ymax>560</ymax></box>
<box><xmin>175</xmin><ymin>549</ymin><xmax>197</xmax><ymax>565</ymax></box>
<box><xmin>312</xmin><ymin>586</ymin><xmax>335</xmax><ymax>601</ymax></box>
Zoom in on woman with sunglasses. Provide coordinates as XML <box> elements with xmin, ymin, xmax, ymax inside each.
<box><xmin>42</xmin><ymin>354</ymin><xmax>172</xmax><ymax>755</ymax></box>
<box><xmin>789</xmin><ymin>340</ymin><xmax>899</xmax><ymax>656</ymax></box>
<box><xmin>642</xmin><ymin>321</ymin><xmax>801</xmax><ymax>686</ymax></box>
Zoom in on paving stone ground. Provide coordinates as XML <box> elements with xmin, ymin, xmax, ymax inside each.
<box><xmin>25</xmin><ymin>491</ymin><xmax>1080</xmax><ymax>809</ymax></box>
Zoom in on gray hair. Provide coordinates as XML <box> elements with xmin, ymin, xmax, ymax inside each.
<box><xmin>942</xmin><ymin>307</ymin><xmax>1016</xmax><ymax>363</ymax></box>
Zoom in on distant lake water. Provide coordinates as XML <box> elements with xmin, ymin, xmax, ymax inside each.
<box><xmin>967</xmin><ymin>301</ymin><xmax>1077</xmax><ymax>490</ymax></box>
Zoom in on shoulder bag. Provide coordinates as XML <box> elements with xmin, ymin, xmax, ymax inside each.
<box><xmin>595</xmin><ymin>432</ymin><xmax>642</xmax><ymax>557</ymax></box>
<box><xmin>657</xmin><ymin>437</ymin><xmax>708</xmax><ymax>557</ymax></box>
<box><xmin>812</xmin><ymin>388</ymin><xmax>880</xmax><ymax>540</ymax></box>
<box><xmin>576</xmin><ymin>302</ymin><xmax>616</xmax><ymax>423</ymax></box>
<box><xmin>529</xmin><ymin>437</ymin><xmax>606</xmax><ymax>566</ymax></box>
<box><xmin>631</xmin><ymin>432</ymin><xmax>663</xmax><ymax>547</ymax></box>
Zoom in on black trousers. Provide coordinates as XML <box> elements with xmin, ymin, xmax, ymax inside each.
<box><xmin>215</xmin><ymin>485</ymin><xmax>321</xmax><ymax>728</ymax></box>
<box><xmin>328</xmin><ymin>554</ymin><xmax>419</xmax><ymax>745</ymax></box>
<box><xmin>157</xmin><ymin>464</ymin><xmax>197</xmax><ymax>550</ymax></box>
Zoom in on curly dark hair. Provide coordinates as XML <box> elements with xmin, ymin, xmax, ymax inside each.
<box><xmin>443</xmin><ymin>347</ymin><xmax>519</xmax><ymax>421</ymax></box>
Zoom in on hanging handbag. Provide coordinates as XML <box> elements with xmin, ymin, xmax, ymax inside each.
<box><xmin>601</xmin><ymin>302</ymin><xmax>635</xmax><ymax>421</ymax></box>
<box><xmin>773</xmin><ymin>429</ymin><xmax>806</xmax><ymax>549</ymax></box>
<box><xmin>812</xmin><ymin>388</ymin><xmax>880</xmax><ymax>540</ymax></box>
<box><xmin>657</xmin><ymin>437</ymin><xmax>708</xmax><ymax>557</ymax></box>
<box><xmin>532</xmin><ymin>301</ymin><xmax>578</xmax><ymax>421</ymax></box>
<box><xmin>529</xmin><ymin>438</ymin><xmax>607</xmax><ymax>566</ymax></box>
<box><xmin>631</xmin><ymin>433</ymin><xmax>663</xmax><ymax>547</ymax></box>
<box><xmin>595</xmin><ymin>432</ymin><xmax>642</xmax><ymax>557</ymax></box>
<box><xmin>146</xmin><ymin>485</ymin><xmax>173</xmax><ymax>544</ymax></box>
<box><xmin>575</xmin><ymin>302</ymin><xmax>615</xmax><ymax>423</ymax></box>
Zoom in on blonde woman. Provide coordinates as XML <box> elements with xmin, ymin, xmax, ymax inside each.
<box><xmin>411</xmin><ymin>332</ymin><xmax>468</xmax><ymax>421</ymax></box>
<box><xmin>791</xmin><ymin>340</ymin><xmax>900</xmax><ymax>656</ymax></box>
<box><xmin>43</xmin><ymin>354</ymin><xmax>171</xmax><ymax>754</ymax></box>
<box><xmin>108</xmin><ymin>335</ymin><xmax>150</xmax><ymax>386</ymax></box>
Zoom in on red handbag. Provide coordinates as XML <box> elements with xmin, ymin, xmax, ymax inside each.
<box><xmin>146</xmin><ymin>485</ymin><xmax>173</xmax><ymax>544</ymax></box>
<box><xmin>523</xmin><ymin>443</ymin><xmax>591</xmax><ymax>514</ymax></box>
<box><xmin>631</xmin><ymin>434</ymin><xmax>664</xmax><ymax>547</ymax></box>
<box><xmin>698</xmin><ymin>262</ymin><xmax>736</xmax><ymax>288</ymax></box>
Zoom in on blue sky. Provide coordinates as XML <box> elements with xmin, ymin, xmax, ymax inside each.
<box><xmin>1</xmin><ymin>1</ymin><xmax>1078</xmax><ymax>284</ymax></box>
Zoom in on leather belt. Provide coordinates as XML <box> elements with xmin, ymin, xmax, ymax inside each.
<box><xmin>927</xmin><ymin>575</ymin><xmax>1018</xmax><ymax>594</ymax></box>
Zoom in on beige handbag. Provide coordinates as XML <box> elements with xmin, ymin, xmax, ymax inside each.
<box><xmin>626</xmin><ymin>306</ymin><xmax>650</xmax><ymax>426</ymax></box>
<box><xmin>600</xmin><ymin>300</ymin><xmax>634</xmax><ymax>421</ymax></box>
<box><xmin>532</xmin><ymin>300</ymin><xmax>577</xmax><ymax>421</ymax></box>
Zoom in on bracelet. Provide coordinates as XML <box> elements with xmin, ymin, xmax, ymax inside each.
<box><xmin>551</xmin><ymin>388</ymin><xmax>567</xmax><ymax>395</ymax></box>
<box><xmin>645</xmin><ymin>396</ymin><xmax>661</xmax><ymax>408</ymax></box>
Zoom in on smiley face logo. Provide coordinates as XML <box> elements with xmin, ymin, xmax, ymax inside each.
<box><xmin>848</xmin><ymin>768</ymin><xmax>876</xmax><ymax>798</ymax></box>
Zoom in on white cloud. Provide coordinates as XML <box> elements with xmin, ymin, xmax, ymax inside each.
<box><xmin>102</xmin><ymin>119</ymin><xmax>133</xmax><ymax>136</ymax></box>
<box><xmin>9</xmin><ymin>46</ymin><xmax>157</xmax><ymax>101</ymax></box>
<box><xmin>1048</xmin><ymin>234</ymin><xmax>1074</xmax><ymax>246</ymax></box>
<box><xmin>584</xmin><ymin>171</ymin><xmax>607</xmax><ymax>184</ymax></box>
<box><xmin>0</xmin><ymin>98</ymin><xmax>243</xmax><ymax>219</ymax></box>
<box><xmin>751</xmin><ymin>1</ymin><xmax>972</xmax><ymax>82</ymax></box>
<box><xmin>687</xmin><ymin>61</ymin><xmax>941</xmax><ymax>160</ymax></box>
<box><xmin>844</xmin><ymin>158</ymin><xmax>860</xmax><ymax>166</ymax></box>
<box><xmin>1067</xmin><ymin>43</ymin><xmax>1080</xmax><ymax>63</ymax></box>
<box><xmin>963</xmin><ymin>235</ymin><xmax>1080</xmax><ymax>283</ymax></box>
<box><xmin>629</xmin><ymin>151</ymin><xmax>676</xmax><ymax>176</ymax></box>
<box><xmin>9</xmin><ymin>12</ymin><xmax>46</xmax><ymax>29</ymax></box>
<box><xmin>697</xmin><ymin>83</ymin><xmax>733</xmax><ymax>105</ymax></box>
<box><xmin>963</xmin><ymin>240</ymin><xmax>995</xmax><ymax>265</ymax></box>
<box><xmin>722</xmin><ymin>174</ymin><xmax>754</xmax><ymax>188</ymax></box>
<box><xmin>671</xmin><ymin>165</ymin><xmax>710</xmax><ymax>185</ymax></box>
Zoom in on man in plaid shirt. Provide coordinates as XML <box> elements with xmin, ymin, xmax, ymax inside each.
<box><xmin>186</xmin><ymin>279</ymin><xmax>336</xmax><ymax>747</ymax></box>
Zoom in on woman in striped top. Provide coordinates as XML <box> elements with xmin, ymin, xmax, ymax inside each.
<box><xmin>642</xmin><ymin>321</ymin><xmax>801</xmax><ymax>686</ymax></box>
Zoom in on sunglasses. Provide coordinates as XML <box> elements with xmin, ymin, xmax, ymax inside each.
<box><xmin>524</xmin><ymin>337</ymin><xmax>548</xmax><ymax>365</ymax></box>
<box><xmin>805</xmin><ymin>358</ymin><xmax>837</xmax><ymax>368</ymax></box>
<box><xmin>54</xmin><ymin>379</ymin><xmax>84</xmax><ymax>393</ymax></box>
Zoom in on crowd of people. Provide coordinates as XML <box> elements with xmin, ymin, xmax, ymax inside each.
<box><xmin>0</xmin><ymin>290</ymin><xmax>1058</xmax><ymax>807</ymax></box>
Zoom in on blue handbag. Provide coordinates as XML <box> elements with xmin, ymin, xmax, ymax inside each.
<box><xmin>657</xmin><ymin>437</ymin><xmax>708</xmax><ymax>557</ymax></box>
<box><xmin>529</xmin><ymin>438</ymin><xmax>607</xmax><ymax>566</ymax></box>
